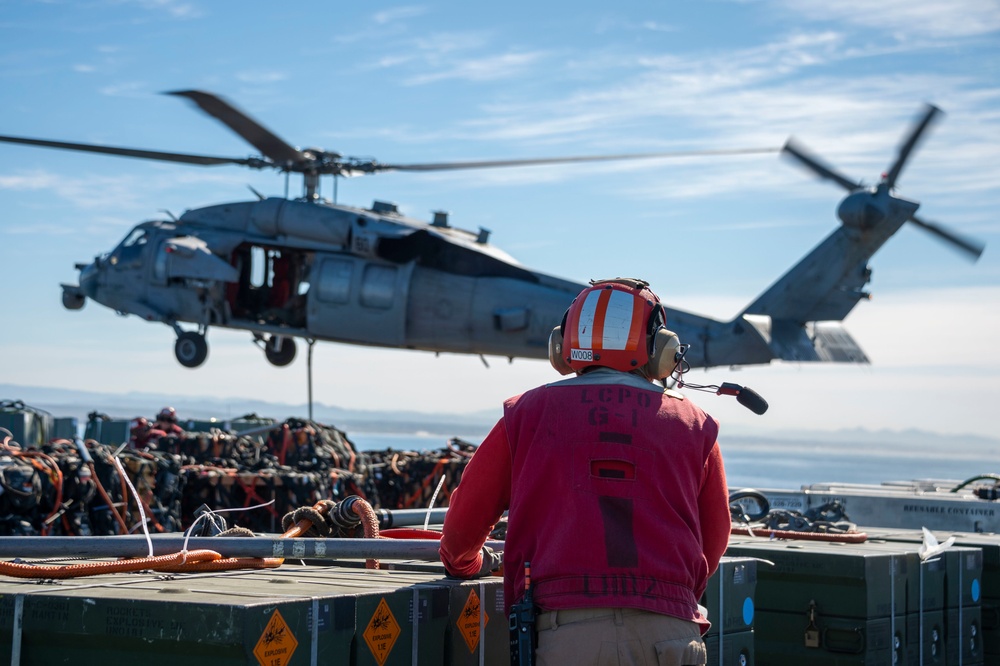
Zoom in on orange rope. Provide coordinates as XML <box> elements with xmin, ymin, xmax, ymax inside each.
<box><xmin>347</xmin><ymin>496</ymin><xmax>382</xmax><ymax>570</ymax></box>
<box><xmin>0</xmin><ymin>549</ymin><xmax>223</xmax><ymax>579</ymax></box>
<box><xmin>0</xmin><ymin>441</ymin><xmax>64</xmax><ymax>535</ymax></box>
<box><xmin>157</xmin><ymin>500</ymin><xmax>333</xmax><ymax>573</ymax></box>
<box><xmin>66</xmin><ymin>440</ymin><xmax>130</xmax><ymax>535</ymax></box>
<box><xmin>731</xmin><ymin>526</ymin><xmax>868</xmax><ymax>543</ymax></box>
<box><xmin>401</xmin><ymin>459</ymin><xmax>448</xmax><ymax>509</ymax></box>
<box><xmin>0</xmin><ymin>501</ymin><xmax>333</xmax><ymax>579</ymax></box>
<box><xmin>154</xmin><ymin>555</ymin><xmax>283</xmax><ymax>573</ymax></box>
<box><xmin>18</xmin><ymin>451</ymin><xmax>64</xmax><ymax>536</ymax></box>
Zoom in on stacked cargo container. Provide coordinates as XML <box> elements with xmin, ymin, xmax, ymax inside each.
<box><xmin>727</xmin><ymin>535</ymin><xmax>984</xmax><ymax>665</ymax></box>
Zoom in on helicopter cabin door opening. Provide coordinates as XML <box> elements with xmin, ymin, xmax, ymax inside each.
<box><xmin>228</xmin><ymin>243</ymin><xmax>310</xmax><ymax>330</ymax></box>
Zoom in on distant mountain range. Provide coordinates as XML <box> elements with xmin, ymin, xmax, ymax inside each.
<box><xmin>2</xmin><ymin>383</ymin><xmax>998</xmax><ymax>455</ymax></box>
<box><xmin>1</xmin><ymin>383</ymin><xmax>498</xmax><ymax>437</ymax></box>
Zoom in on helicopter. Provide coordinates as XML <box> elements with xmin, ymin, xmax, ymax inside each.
<box><xmin>0</xmin><ymin>92</ymin><xmax>984</xmax><ymax>370</ymax></box>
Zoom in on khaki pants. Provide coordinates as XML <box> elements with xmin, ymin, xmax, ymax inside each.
<box><xmin>535</xmin><ymin>607</ymin><xmax>706</xmax><ymax>666</ymax></box>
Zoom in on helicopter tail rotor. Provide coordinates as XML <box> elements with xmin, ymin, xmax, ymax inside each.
<box><xmin>883</xmin><ymin>103</ymin><xmax>941</xmax><ymax>190</ymax></box>
<box><xmin>783</xmin><ymin>104</ymin><xmax>984</xmax><ymax>262</ymax></box>
<box><xmin>909</xmin><ymin>213</ymin><xmax>985</xmax><ymax>260</ymax></box>
<box><xmin>782</xmin><ymin>137</ymin><xmax>861</xmax><ymax>192</ymax></box>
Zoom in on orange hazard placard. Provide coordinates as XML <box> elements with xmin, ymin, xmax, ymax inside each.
<box><xmin>253</xmin><ymin>609</ymin><xmax>299</xmax><ymax>666</ymax></box>
<box><xmin>363</xmin><ymin>597</ymin><xmax>401</xmax><ymax>666</ymax></box>
<box><xmin>457</xmin><ymin>587</ymin><xmax>489</xmax><ymax>652</ymax></box>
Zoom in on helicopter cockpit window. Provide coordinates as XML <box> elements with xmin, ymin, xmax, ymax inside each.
<box><xmin>110</xmin><ymin>227</ymin><xmax>149</xmax><ymax>267</ymax></box>
<box><xmin>154</xmin><ymin>243</ymin><xmax>168</xmax><ymax>282</ymax></box>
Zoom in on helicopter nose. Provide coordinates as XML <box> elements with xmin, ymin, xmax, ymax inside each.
<box><xmin>79</xmin><ymin>262</ymin><xmax>99</xmax><ymax>300</ymax></box>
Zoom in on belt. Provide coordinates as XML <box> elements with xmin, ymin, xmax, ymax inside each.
<box><xmin>536</xmin><ymin>607</ymin><xmax>646</xmax><ymax>631</ymax></box>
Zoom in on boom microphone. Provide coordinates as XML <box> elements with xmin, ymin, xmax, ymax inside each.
<box><xmin>668</xmin><ymin>347</ymin><xmax>769</xmax><ymax>415</ymax></box>
<box><xmin>717</xmin><ymin>382</ymin><xmax>769</xmax><ymax>415</ymax></box>
<box><xmin>674</xmin><ymin>379</ymin><xmax>770</xmax><ymax>415</ymax></box>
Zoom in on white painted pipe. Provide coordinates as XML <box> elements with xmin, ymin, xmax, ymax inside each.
<box><xmin>0</xmin><ymin>535</ymin><xmax>504</xmax><ymax>561</ymax></box>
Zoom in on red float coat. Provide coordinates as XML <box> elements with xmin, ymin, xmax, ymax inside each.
<box><xmin>153</xmin><ymin>422</ymin><xmax>184</xmax><ymax>437</ymax></box>
<box><xmin>440</xmin><ymin>369</ymin><xmax>730</xmax><ymax>632</ymax></box>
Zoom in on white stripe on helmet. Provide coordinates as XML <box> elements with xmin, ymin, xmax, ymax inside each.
<box><xmin>601</xmin><ymin>289</ymin><xmax>636</xmax><ymax>350</ymax></box>
<box><xmin>575</xmin><ymin>288</ymin><xmax>636</xmax><ymax>350</ymax></box>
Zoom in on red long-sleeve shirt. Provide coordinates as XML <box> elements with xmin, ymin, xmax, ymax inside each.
<box><xmin>440</xmin><ymin>370</ymin><xmax>730</xmax><ymax>630</ymax></box>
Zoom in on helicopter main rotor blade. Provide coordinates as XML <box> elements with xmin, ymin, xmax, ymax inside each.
<box><xmin>782</xmin><ymin>138</ymin><xmax>862</xmax><ymax>192</ymax></box>
<box><xmin>362</xmin><ymin>147</ymin><xmax>779</xmax><ymax>173</ymax></box>
<box><xmin>909</xmin><ymin>213</ymin><xmax>985</xmax><ymax>262</ymax></box>
<box><xmin>884</xmin><ymin>104</ymin><xmax>941</xmax><ymax>190</ymax></box>
<box><xmin>166</xmin><ymin>90</ymin><xmax>308</xmax><ymax>167</ymax></box>
<box><xmin>0</xmin><ymin>134</ymin><xmax>266</xmax><ymax>168</ymax></box>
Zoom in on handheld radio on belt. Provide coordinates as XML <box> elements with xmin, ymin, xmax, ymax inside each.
<box><xmin>508</xmin><ymin>561</ymin><xmax>537</xmax><ymax>666</ymax></box>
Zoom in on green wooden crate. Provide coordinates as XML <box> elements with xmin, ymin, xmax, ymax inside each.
<box><xmin>701</xmin><ymin>556</ymin><xmax>757</xmax><ymax>637</ymax></box>
<box><xmin>704</xmin><ymin>629</ymin><xmax>753</xmax><ymax>666</ymax></box>
<box><xmin>0</xmin><ymin>562</ymin><xmax>508</xmax><ymax>665</ymax></box>
<box><xmin>726</xmin><ymin>538</ymin><xmax>908</xmax><ymax>621</ymax></box>
<box><xmin>754</xmin><ymin>609</ymin><xmax>904</xmax><ymax>666</ymax></box>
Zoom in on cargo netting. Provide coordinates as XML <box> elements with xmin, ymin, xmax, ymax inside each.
<box><xmin>0</xmin><ymin>418</ymin><xmax>476</xmax><ymax>536</ymax></box>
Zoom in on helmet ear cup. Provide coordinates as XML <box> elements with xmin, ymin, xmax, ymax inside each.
<box><xmin>548</xmin><ymin>325</ymin><xmax>574</xmax><ymax>375</ymax></box>
<box><xmin>645</xmin><ymin>328</ymin><xmax>681</xmax><ymax>379</ymax></box>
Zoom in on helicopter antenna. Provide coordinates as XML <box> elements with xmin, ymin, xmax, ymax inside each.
<box><xmin>159</xmin><ymin>209</ymin><xmax>178</xmax><ymax>222</ymax></box>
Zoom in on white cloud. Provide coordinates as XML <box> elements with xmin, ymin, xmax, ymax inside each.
<box><xmin>235</xmin><ymin>70</ymin><xmax>288</xmax><ymax>85</ymax></box>
<box><xmin>373</xmin><ymin>6</ymin><xmax>427</xmax><ymax>25</ymax></box>
<box><xmin>98</xmin><ymin>81</ymin><xmax>150</xmax><ymax>98</ymax></box>
<box><xmin>773</xmin><ymin>0</ymin><xmax>1000</xmax><ymax>39</ymax></box>
<box><xmin>0</xmin><ymin>171</ymin><xmax>57</xmax><ymax>192</ymax></box>
<box><xmin>641</xmin><ymin>21</ymin><xmax>678</xmax><ymax>34</ymax></box>
<box><xmin>127</xmin><ymin>0</ymin><xmax>202</xmax><ymax>20</ymax></box>
<box><xmin>404</xmin><ymin>51</ymin><xmax>548</xmax><ymax>85</ymax></box>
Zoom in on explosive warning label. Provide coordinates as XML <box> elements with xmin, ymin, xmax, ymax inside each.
<box><xmin>253</xmin><ymin>609</ymin><xmax>298</xmax><ymax>666</ymax></box>
<box><xmin>363</xmin><ymin>597</ymin><xmax>401</xmax><ymax>666</ymax></box>
<box><xmin>458</xmin><ymin>587</ymin><xmax>489</xmax><ymax>652</ymax></box>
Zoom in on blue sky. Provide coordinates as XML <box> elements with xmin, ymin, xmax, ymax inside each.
<box><xmin>1</xmin><ymin>0</ymin><xmax>998</xmax><ymax>441</ymax></box>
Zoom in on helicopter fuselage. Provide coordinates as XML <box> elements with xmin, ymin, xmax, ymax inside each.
<box><xmin>64</xmin><ymin>197</ymin><xmax>584</xmax><ymax>367</ymax></box>
<box><xmin>33</xmin><ymin>92</ymin><xmax>979</xmax><ymax>373</ymax></box>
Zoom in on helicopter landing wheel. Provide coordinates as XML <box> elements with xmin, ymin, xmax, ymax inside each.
<box><xmin>175</xmin><ymin>331</ymin><xmax>208</xmax><ymax>368</ymax></box>
<box><xmin>264</xmin><ymin>335</ymin><xmax>296</xmax><ymax>367</ymax></box>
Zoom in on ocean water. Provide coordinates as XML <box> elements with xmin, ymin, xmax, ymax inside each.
<box><xmin>348</xmin><ymin>431</ymin><xmax>996</xmax><ymax>491</ymax></box>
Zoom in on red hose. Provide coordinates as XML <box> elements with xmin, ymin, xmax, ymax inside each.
<box><xmin>380</xmin><ymin>528</ymin><xmax>442</xmax><ymax>540</ymax></box>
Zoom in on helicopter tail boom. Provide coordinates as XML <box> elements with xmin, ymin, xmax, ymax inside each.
<box><xmin>736</xmin><ymin>316</ymin><xmax>869</xmax><ymax>364</ymax></box>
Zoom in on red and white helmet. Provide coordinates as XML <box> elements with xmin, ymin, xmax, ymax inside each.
<box><xmin>157</xmin><ymin>406</ymin><xmax>177</xmax><ymax>423</ymax></box>
<box><xmin>549</xmin><ymin>278</ymin><xmax>680</xmax><ymax>378</ymax></box>
<box><xmin>129</xmin><ymin>417</ymin><xmax>148</xmax><ymax>436</ymax></box>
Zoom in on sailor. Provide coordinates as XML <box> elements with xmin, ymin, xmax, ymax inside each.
<box><xmin>440</xmin><ymin>278</ymin><xmax>730</xmax><ymax>666</ymax></box>
<box><xmin>152</xmin><ymin>406</ymin><xmax>185</xmax><ymax>437</ymax></box>
<box><xmin>128</xmin><ymin>415</ymin><xmax>169</xmax><ymax>450</ymax></box>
